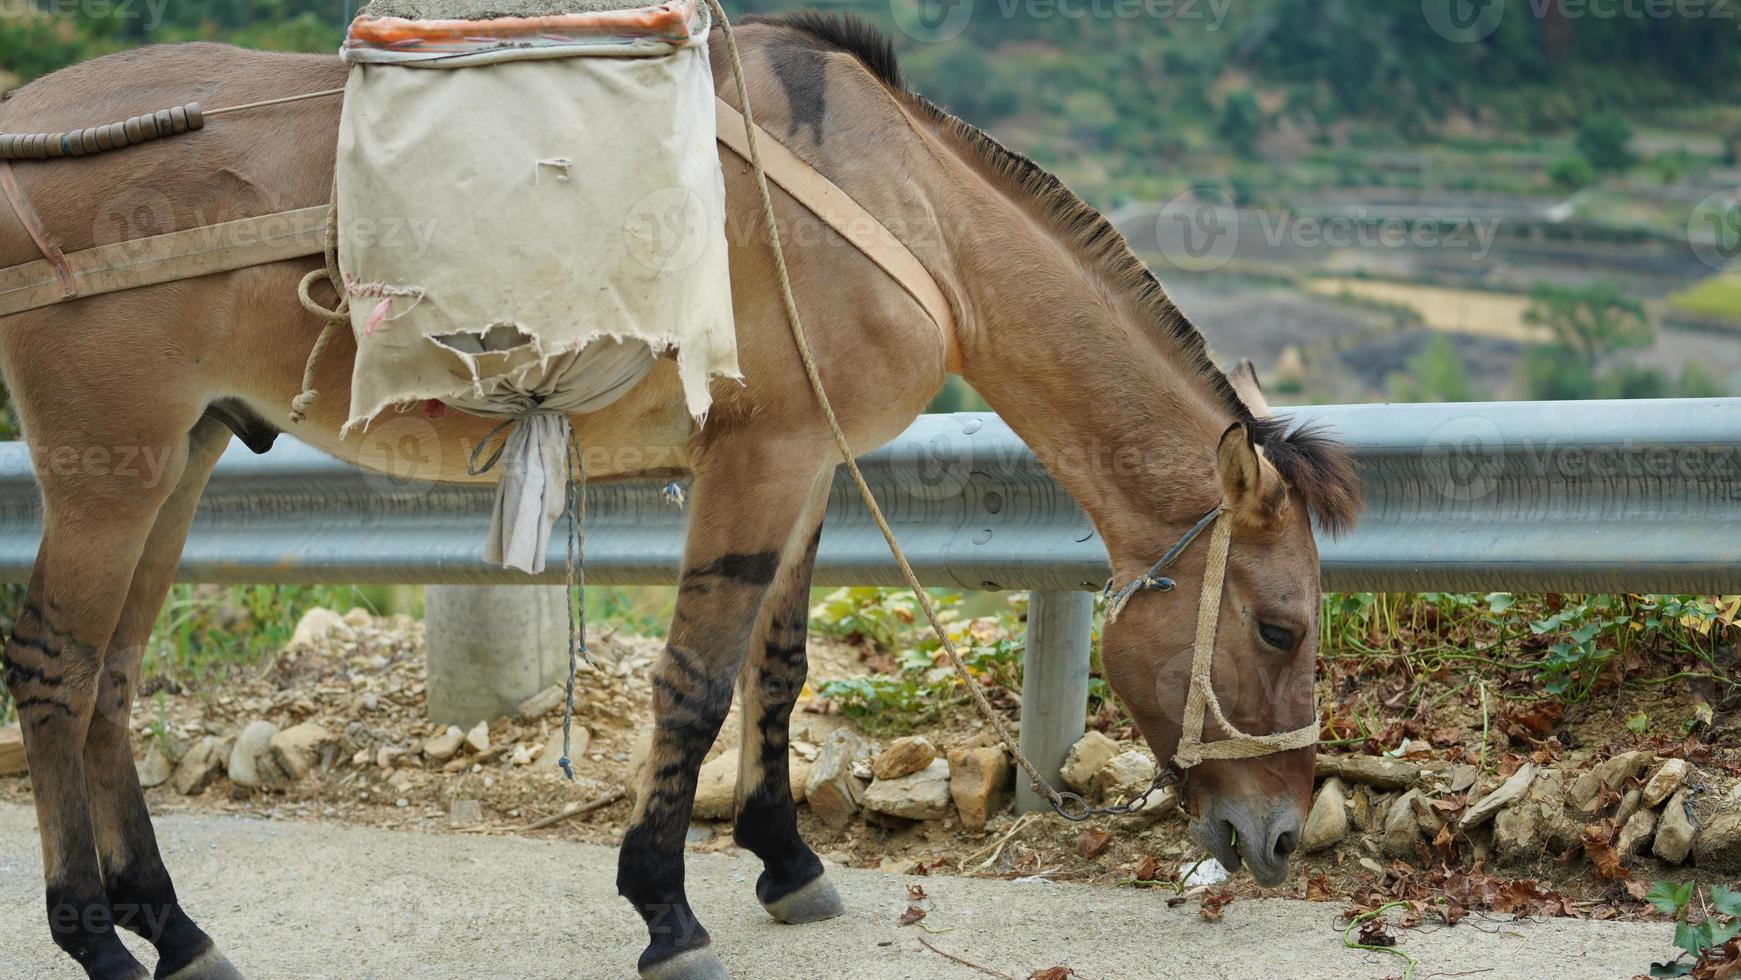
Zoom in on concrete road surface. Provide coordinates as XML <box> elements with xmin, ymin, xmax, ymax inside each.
<box><xmin>0</xmin><ymin>804</ymin><xmax>1676</xmax><ymax>979</ymax></box>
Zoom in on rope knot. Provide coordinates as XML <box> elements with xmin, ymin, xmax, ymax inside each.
<box><xmin>288</xmin><ymin>389</ymin><xmax>320</xmax><ymax>424</ymax></box>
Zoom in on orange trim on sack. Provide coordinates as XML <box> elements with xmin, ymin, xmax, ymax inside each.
<box><xmin>346</xmin><ymin>0</ymin><xmax>698</xmax><ymax>46</ymax></box>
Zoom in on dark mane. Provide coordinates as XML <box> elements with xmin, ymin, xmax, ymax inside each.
<box><xmin>744</xmin><ymin>10</ymin><xmax>903</xmax><ymax>89</ymax></box>
<box><xmin>763</xmin><ymin>12</ymin><xmax>1361</xmax><ymax>534</ymax></box>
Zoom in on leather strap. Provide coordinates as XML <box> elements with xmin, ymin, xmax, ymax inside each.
<box><xmin>714</xmin><ymin>98</ymin><xmax>962</xmax><ymax>372</ymax></box>
<box><xmin>0</xmin><ymin>160</ymin><xmax>76</xmax><ymax>300</ymax></box>
<box><xmin>0</xmin><ymin>206</ymin><xmax>329</xmax><ymax>317</ymax></box>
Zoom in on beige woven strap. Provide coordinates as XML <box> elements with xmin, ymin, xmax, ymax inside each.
<box><xmin>0</xmin><ymin>205</ymin><xmax>330</xmax><ymax>318</ymax></box>
<box><xmin>1172</xmin><ymin>513</ymin><xmax>1317</xmax><ymax>768</ymax></box>
<box><xmin>714</xmin><ymin>98</ymin><xmax>961</xmax><ymax>372</ymax></box>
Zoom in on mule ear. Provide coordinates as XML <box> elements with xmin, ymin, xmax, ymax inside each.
<box><xmin>1228</xmin><ymin>360</ymin><xmax>1272</xmax><ymax>418</ymax></box>
<box><xmin>1216</xmin><ymin>421</ymin><xmax>1287</xmax><ymax>527</ymax></box>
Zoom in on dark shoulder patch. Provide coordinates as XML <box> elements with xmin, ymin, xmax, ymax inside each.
<box><xmin>770</xmin><ymin>46</ymin><xmax>829</xmax><ymax>143</ymax></box>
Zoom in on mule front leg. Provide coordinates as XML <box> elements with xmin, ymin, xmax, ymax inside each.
<box><xmin>732</xmin><ymin>521</ymin><xmax>843</xmax><ymax>924</ymax></box>
<box><xmin>617</xmin><ymin>445</ymin><xmax>828</xmax><ymax>980</ymax></box>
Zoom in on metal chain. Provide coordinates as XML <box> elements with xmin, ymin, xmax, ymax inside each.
<box><xmin>1049</xmin><ymin>766</ymin><xmax>1182</xmax><ymax>822</ymax></box>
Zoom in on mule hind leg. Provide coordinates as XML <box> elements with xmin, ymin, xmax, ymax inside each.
<box><xmin>3</xmin><ymin>414</ymin><xmax>204</xmax><ymax>979</ymax></box>
<box><xmin>82</xmin><ymin>414</ymin><xmax>241</xmax><ymax>979</ymax></box>
<box><xmin>731</xmin><ymin>518</ymin><xmax>844</xmax><ymax>924</ymax></box>
<box><xmin>616</xmin><ymin>437</ymin><xmax>830</xmax><ymax>980</ymax></box>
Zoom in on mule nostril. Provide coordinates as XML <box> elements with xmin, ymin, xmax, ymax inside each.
<box><xmin>1272</xmin><ymin>829</ymin><xmax>1298</xmax><ymax>860</ymax></box>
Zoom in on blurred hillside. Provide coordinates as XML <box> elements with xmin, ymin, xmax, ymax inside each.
<box><xmin>3</xmin><ymin>1</ymin><xmax>1736</xmax><ymax>203</ymax></box>
<box><xmin>2</xmin><ymin>0</ymin><xmax>1738</xmax><ymax>405</ymax></box>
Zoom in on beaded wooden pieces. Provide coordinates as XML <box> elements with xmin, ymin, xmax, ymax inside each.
<box><xmin>0</xmin><ymin>102</ymin><xmax>203</xmax><ymax>160</ymax></box>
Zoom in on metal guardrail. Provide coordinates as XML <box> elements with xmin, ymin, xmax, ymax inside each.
<box><xmin>2</xmin><ymin>398</ymin><xmax>1735</xmax><ymax>812</ymax></box>
<box><xmin>0</xmin><ymin>399</ymin><xmax>1737</xmax><ymax>592</ymax></box>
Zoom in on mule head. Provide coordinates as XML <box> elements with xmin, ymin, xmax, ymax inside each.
<box><xmin>1099</xmin><ymin>380</ymin><xmax>1358</xmax><ymax>887</ymax></box>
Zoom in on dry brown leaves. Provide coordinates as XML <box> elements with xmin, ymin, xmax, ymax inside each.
<box><xmin>907</xmin><ymin>856</ymin><xmax>950</xmax><ymax>876</ymax></box>
<box><xmin>1692</xmin><ymin>938</ymin><xmax>1741</xmax><ymax>980</ymax></box>
<box><xmin>1349</xmin><ymin>862</ymin><xmax>1576</xmax><ymax>927</ymax></box>
<box><xmin>1357</xmin><ymin>917</ymin><xmax>1398</xmax><ymax>948</ymax></box>
<box><xmin>897</xmin><ymin>904</ymin><xmax>927</xmax><ymax>927</ymax></box>
<box><xmin>1028</xmin><ymin>969</ymin><xmax>1078</xmax><ymax>980</ymax></box>
<box><xmin>1580</xmin><ymin>821</ymin><xmax>1630</xmax><ymax>881</ymax></box>
<box><xmin>1131</xmin><ymin>852</ymin><xmax>1175</xmax><ymax>884</ymax></box>
<box><xmin>1500</xmin><ymin>700</ymin><xmax>1564</xmax><ymax>739</ymax></box>
<box><xmin>1199</xmin><ymin>888</ymin><xmax>1235</xmax><ymax>922</ymax></box>
<box><xmin>1077</xmin><ymin>829</ymin><xmax>1111</xmax><ymax>861</ymax></box>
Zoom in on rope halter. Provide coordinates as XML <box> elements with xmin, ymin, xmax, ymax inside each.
<box><xmin>1103</xmin><ymin>504</ymin><xmax>1318</xmax><ymax>776</ymax></box>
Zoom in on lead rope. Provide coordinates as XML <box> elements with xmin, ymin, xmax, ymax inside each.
<box><xmin>290</xmin><ymin>173</ymin><xmax>349</xmax><ymax>423</ymax></box>
<box><xmin>706</xmin><ymin>0</ymin><xmax>1068</xmax><ymax>814</ymax></box>
<box><xmin>557</xmin><ymin>422</ymin><xmax>589</xmax><ymax>779</ymax></box>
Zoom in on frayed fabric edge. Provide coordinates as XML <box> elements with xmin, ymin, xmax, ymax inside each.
<box><xmin>339</xmin><ymin>325</ymin><xmax>741</xmax><ymax>439</ymax></box>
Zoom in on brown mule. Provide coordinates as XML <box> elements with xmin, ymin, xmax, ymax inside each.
<box><xmin>0</xmin><ymin>14</ymin><xmax>1358</xmax><ymax>980</ymax></box>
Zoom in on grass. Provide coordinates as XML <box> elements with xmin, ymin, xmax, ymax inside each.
<box><xmin>1667</xmin><ymin>273</ymin><xmax>1741</xmax><ymax>326</ymax></box>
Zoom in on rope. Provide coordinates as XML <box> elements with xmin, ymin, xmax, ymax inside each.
<box><xmin>291</xmin><ymin>175</ymin><xmax>350</xmax><ymax>423</ymax></box>
<box><xmin>705</xmin><ymin>0</ymin><xmax>1064</xmax><ymax>811</ymax></box>
<box><xmin>1103</xmin><ymin>505</ymin><xmax>1222</xmax><ymax>624</ymax></box>
<box><xmin>204</xmin><ymin>87</ymin><xmax>347</xmax><ymax>118</ymax></box>
<box><xmin>1172</xmin><ymin>515</ymin><xmax>1316</xmax><ymax>768</ymax></box>
<box><xmin>558</xmin><ymin>422</ymin><xmax>589</xmax><ymax>779</ymax></box>
<box><xmin>462</xmin><ymin>411</ymin><xmax>593</xmax><ymax>780</ymax></box>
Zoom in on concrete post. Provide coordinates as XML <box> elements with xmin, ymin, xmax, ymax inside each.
<box><xmin>1015</xmin><ymin>590</ymin><xmax>1094</xmax><ymax>814</ymax></box>
<box><xmin>425</xmin><ymin>584</ymin><xmax>571</xmax><ymax>726</ymax></box>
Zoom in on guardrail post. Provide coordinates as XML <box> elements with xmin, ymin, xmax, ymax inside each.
<box><xmin>1015</xmin><ymin>590</ymin><xmax>1094</xmax><ymax>814</ymax></box>
<box><xmin>425</xmin><ymin>584</ymin><xmax>570</xmax><ymax>726</ymax></box>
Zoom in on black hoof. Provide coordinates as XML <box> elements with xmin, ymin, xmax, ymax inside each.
<box><xmin>759</xmin><ymin>873</ymin><xmax>846</xmax><ymax>925</ymax></box>
<box><xmin>638</xmin><ymin>947</ymin><xmax>731</xmax><ymax>980</ymax></box>
<box><xmin>156</xmin><ymin>947</ymin><xmax>242</xmax><ymax>980</ymax></box>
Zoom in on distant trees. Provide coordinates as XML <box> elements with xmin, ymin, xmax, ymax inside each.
<box><xmin>1575</xmin><ymin>114</ymin><xmax>1636</xmax><ymax>173</ymax></box>
<box><xmin>1522</xmin><ymin>281</ymin><xmax>1652</xmax><ymax>373</ymax></box>
<box><xmin>1218</xmin><ymin>91</ymin><xmax>1263</xmax><ymax>160</ymax></box>
<box><xmin>1388</xmin><ymin>336</ymin><xmax>1477</xmax><ymax>403</ymax></box>
<box><xmin>1514</xmin><ymin>281</ymin><xmax>1722</xmax><ymax>399</ymax></box>
<box><xmin>1548</xmin><ymin>156</ymin><xmax>1595</xmax><ymax>192</ymax></box>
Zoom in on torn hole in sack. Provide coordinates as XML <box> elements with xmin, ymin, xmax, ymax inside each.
<box><xmin>431</xmin><ymin>322</ymin><xmax>541</xmax><ymax>357</ymax></box>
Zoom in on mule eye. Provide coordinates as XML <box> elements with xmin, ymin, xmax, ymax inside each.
<box><xmin>1258</xmin><ymin>622</ymin><xmax>1295</xmax><ymax>651</ymax></box>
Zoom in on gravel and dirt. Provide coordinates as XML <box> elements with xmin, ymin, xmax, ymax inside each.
<box><xmin>1</xmin><ymin>600</ymin><xmax>1737</xmax><ymax>979</ymax></box>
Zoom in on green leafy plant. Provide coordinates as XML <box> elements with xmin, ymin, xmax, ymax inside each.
<box><xmin>811</xmin><ymin>588</ymin><xmax>1029</xmax><ymax>734</ymax></box>
<box><xmin>1646</xmin><ymin>881</ymin><xmax>1741</xmax><ymax>977</ymax></box>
